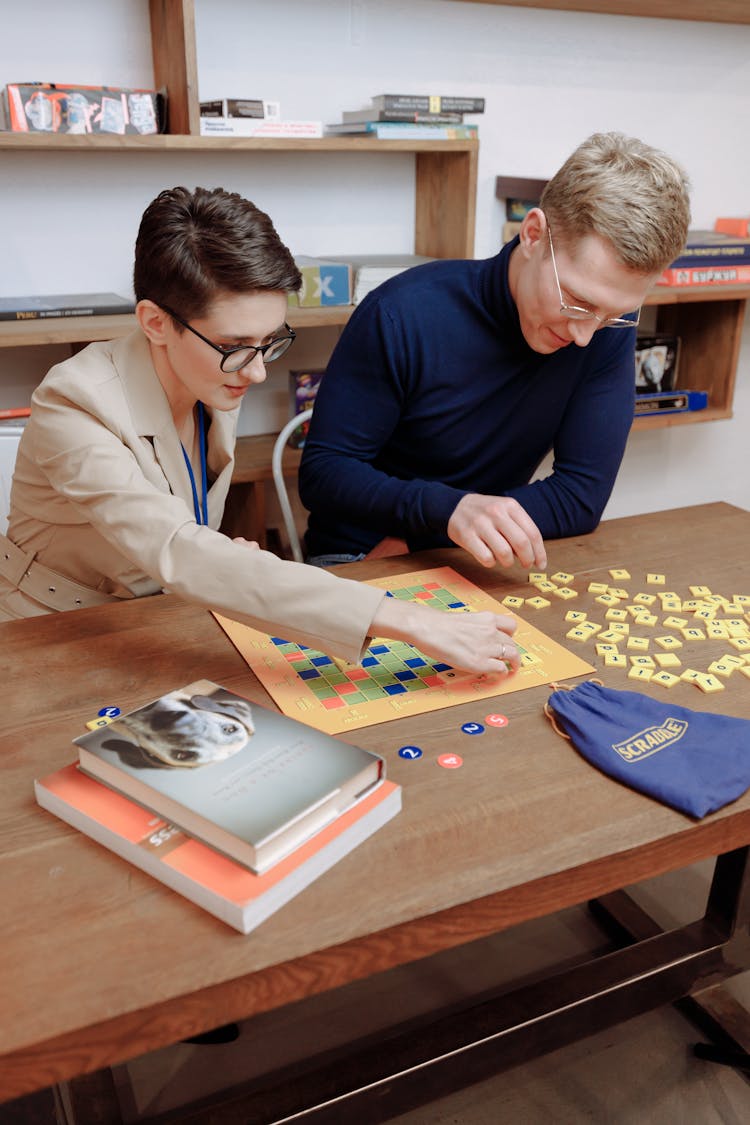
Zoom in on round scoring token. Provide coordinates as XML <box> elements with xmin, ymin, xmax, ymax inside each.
<box><xmin>485</xmin><ymin>713</ymin><xmax>509</xmax><ymax>728</ymax></box>
<box><xmin>97</xmin><ymin>706</ymin><xmax>121</xmax><ymax>718</ymax></box>
<box><xmin>398</xmin><ymin>745</ymin><xmax>423</xmax><ymax>760</ymax></box>
<box><xmin>461</xmin><ymin>721</ymin><xmax>484</xmax><ymax>736</ymax></box>
<box><xmin>438</xmin><ymin>753</ymin><xmax>463</xmax><ymax>769</ymax></box>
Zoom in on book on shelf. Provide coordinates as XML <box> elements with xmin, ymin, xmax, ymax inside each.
<box><xmin>287</xmin><ymin>256</ymin><xmax>352</xmax><ymax>307</ymax></box>
<box><xmin>0</xmin><ymin>406</ymin><xmax>31</xmax><ymax>419</ymax></box>
<box><xmin>75</xmin><ymin>679</ymin><xmax>385</xmax><ymax>873</ymax></box>
<box><xmin>635</xmin><ymin>335</ymin><xmax>680</xmax><ymax>394</ymax></box>
<box><xmin>714</xmin><ymin>217</ymin><xmax>750</xmax><ymax>238</ymax></box>
<box><xmin>324</xmin><ymin>122</ymin><xmax>477</xmax><ymax>140</ymax></box>
<box><xmin>341</xmin><ymin>108</ymin><xmax>465</xmax><ymax>125</ymax></box>
<box><xmin>634</xmin><ymin>390</ymin><xmax>708</xmax><ymax>417</ymax></box>
<box><xmin>35</xmin><ymin>764</ymin><xmax>401</xmax><ymax>935</ymax></box>
<box><xmin>667</xmin><ymin>230</ymin><xmax>750</xmax><ymax>268</ymax></box>
<box><xmin>656</xmin><ymin>264</ymin><xmax>750</xmax><ymax>287</ymax></box>
<box><xmin>288</xmin><ymin>369</ymin><xmax>325</xmax><ymax>449</ymax></box>
<box><xmin>199</xmin><ymin>118</ymin><xmax>323</xmax><ymax>138</ymax></box>
<box><xmin>320</xmin><ymin>254</ymin><xmax>435</xmax><ymax>304</ymax></box>
<box><xmin>199</xmin><ymin>98</ymin><xmax>280</xmax><ymax>120</ymax></box>
<box><xmin>0</xmin><ymin>292</ymin><xmax>134</xmax><ymax>321</ymax></box>
<box><xmin>371</xmin><ymin>93</ymin><xmax>485</xmax><ymax>114</ymax></box>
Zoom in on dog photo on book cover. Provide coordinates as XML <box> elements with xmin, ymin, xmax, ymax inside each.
<box><xmin>99</xmin><ymin>681</ymin><xmax>255</xmax><ymax>770</ymax></box>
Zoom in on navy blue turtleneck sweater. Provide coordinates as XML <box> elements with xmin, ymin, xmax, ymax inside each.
<box><xmin>299</xmin><ymin>239</ymin><xmax>635</xmax><ymax>558</ymax></box>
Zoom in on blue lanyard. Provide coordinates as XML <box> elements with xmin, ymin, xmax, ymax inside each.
<box><xmin>180</xmin><ymin>402</ymin><xmax>208</xmax><ymax>525</ymax></box>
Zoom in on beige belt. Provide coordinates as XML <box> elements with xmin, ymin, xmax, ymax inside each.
<box><xmin>0</xmin><ymin>532</ymin><xmax>120</xmax><ymax>612</ymax></box>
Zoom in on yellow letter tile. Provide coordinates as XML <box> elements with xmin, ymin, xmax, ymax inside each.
<box><xmin>628</xmin><ymin>665</ymin><xmax>654</xmax><ymax>682</ymax></box>
<box><xmin>525</xmin><ymin>596</ymin><xmax>551</xmax><ymax>609</ymax></box>
<box><xmin>655</xmin><ymin>652</ymin><xmax>681</xmax><ymax>669</ymax></box>
<box><xmin>651</xmin><ymin>671</ymin><xmax>680</xmax><ymax>689</ymax></box>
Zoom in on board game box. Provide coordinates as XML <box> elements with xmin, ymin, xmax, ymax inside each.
<box><xmin>2</xmin><ymin>82</ymin><xmax>164</xmax><ymax>135</ymax></box>
<box><xmin>287</xmin><ymin>369</ymin><xmax>324</xmax><ymax>449</ymax></box>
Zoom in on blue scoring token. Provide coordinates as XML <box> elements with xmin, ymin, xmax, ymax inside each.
<box><xmin>398</xmin><ymin>745</ymin><xmax>423</xmax><ymax>760</ymax></box>
<box><xmin>461</xmin><ymin>721</ymin><xmax>485</xmax><ymax>736</ymax></box>
<box><xmin>97</xmin><ymin>706</ymin><xmax>121</xmax><ymax>718</ymax></box>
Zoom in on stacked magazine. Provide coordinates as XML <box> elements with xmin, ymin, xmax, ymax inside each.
<box><xmin>35</xmin><ymin>680</ymin><xmax>401</xmax><ymax>933</ymax></box>
<box><xmin>326</xmin><ymin>91</ymin><xmax>484</xmax><ymax>140</ymax></box>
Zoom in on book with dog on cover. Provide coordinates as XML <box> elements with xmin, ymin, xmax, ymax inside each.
<box><xmin>34</xmin><ymin>764</ymin><xmax>400</xmax><ymax>934</ymax></box>
<box><xmin>75</xmin><ymin>680</ymin><xmax>385</xmax><ymax>873</ymax></box>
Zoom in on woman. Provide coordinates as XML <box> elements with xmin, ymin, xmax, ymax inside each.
<box><xmin>0</xmin><ymin>186</ymin><xmax>518</xmax><ymax>674</ymax></box>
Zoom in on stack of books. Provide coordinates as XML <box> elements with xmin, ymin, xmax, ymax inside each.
<box><xmin>35</xmin><ymin>680</ymin><xmax>401</xmax><ymax>933</ymax></box>
<box><xmin>319</xmin><ymin>253</ymin><xmax>434</xmax><ymax>303</ymax></box>
<box><xmin>657</xmin><ymin>229</ymin><xmax>750</xmax><ymax>287</ymax></box>
<box><xmin>199</xmin><ymin>97</ymin><xmax>322</xmax><ymax>138</ymax></box>
<box><xmin>326</xmin><ymin>92</ymin><xmax>483</xmax><ymax>140</ymax></box>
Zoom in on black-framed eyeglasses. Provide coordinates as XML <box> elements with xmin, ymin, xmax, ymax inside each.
<box><xmin>547</xmin><ymin>226</ymin><xmax>641</xmax><ymax>329</ymax></box>
<box><xmin>162</xmin><ymin>305</ymin><xmax>296</xmax><ymax>372</ymax></box>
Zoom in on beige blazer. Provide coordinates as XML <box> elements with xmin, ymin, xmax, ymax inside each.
<box><xmin>2</xmin><ymin>331</ymin><xmax>383</xmax><ymax>662</ymax></box>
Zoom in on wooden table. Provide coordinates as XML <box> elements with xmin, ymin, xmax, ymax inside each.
<box><xmin>3</xmin><ymin>503</ymin><xmax>750</xmax><ymax>1120</ymax></box>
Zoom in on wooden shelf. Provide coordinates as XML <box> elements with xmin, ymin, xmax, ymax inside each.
<box><xmin>454</xmin><ymin>1</ymin><xmax>750</xmax><ymax>24</ymax></box>
<box><xmin>287</xmin><ymin>306</ymin><xmax>355</xmax><ymax>329</ymax></box>
<box><xmin>636</xmin><ymin>284</ymin><xmax>750</xmax><ymax>430</ymax></box>
<box><xmin>0</xmin><ymin>314</ymin><xmax>136</xmax><ymax>348</ymax></box>
<box><xmin>0</xmin><ymin>306</ymin><xmax>358</xmax><ymax>349</ymax></box>
<box><xmin>0</xmin><ymin>132</ymin><xmax>478</xmax><ymax>155</ymax></box>
<box><xmin>644</xmin><ymin>284</ymin><xmax>750</xmax><ymax>306</ymax></box>
<box><xmin>0</xmin><ymin>137</ymin><xmax>478</xmax><ymax>262</ymax></box>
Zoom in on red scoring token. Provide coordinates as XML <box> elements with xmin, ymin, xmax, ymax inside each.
<box><xmin>437</xmin><ymin>753</ymin><xmax>463</xmax><ymax>769</ymax></box>
<box><xmin>485</xmin><ymin>713</ymin><xmax>509</xmax><ymax>728</ymax></box>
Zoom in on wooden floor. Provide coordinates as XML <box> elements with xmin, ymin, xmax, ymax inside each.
<box><xmin>5</xmin><ymin>861</ymin><xmax>749</xmax><ymax>1125</ymax></box>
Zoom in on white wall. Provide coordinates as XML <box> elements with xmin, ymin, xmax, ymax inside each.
<box><xmin>1</xmin><ymin>0</ymin><xmax>749</xmax><ymax>519</ymax></box>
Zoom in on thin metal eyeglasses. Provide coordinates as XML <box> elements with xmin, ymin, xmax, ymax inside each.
<box><xmin>547</xmin><ymin>227</ymin><xmax>640</xmax><ymax>329</ymax></box>
<box><xmin>162</xmin><ymin>305</ymin><xmax>297</xmax><ymax>372</ymax></box>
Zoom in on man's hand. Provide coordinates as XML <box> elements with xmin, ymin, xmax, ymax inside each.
<box><xmin>447</xmin><ymin>493</ymin><xmax>546</xmax><ymax>570</ymax></box>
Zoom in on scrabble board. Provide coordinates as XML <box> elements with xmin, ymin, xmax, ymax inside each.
<box><xmin>214</xmin><ymin>566</ymin><xmax>594</xmax><ymax>734</ymax></box>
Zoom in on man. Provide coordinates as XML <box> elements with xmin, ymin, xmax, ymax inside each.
<box><xmin>0</xmin><ymin>186</ymin><xmax>520</xmax><ymax>674</ymax></box>
<box><xmin>299</xmin><ymin>132</ymin><xmax>691</xmax><ymax>571</ymax></box>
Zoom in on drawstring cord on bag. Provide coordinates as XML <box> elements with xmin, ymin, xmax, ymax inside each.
<box><xmin>543</xmin><ymin>679</ymin><xmax>603</xmax><ymax>741</ymax></box>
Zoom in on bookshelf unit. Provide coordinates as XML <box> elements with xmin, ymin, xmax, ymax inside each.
<box><xmin>638</xmin><ymin>286</ymin><xmax>748</xmax><ymax>431</ymax></box>
<box><xmin>4</xmin><ymin>285</ymin><xmax>746</xmax><ymax>435</ymax></box>
<box><xmin>0</xmin><ymin>0</ymin><xmax>747</xmax><ymax>550</ymax></box>
<box><xmin>1</xmin><ymin>0</ymin><xmax>744</xmax><ymax>432</ymax></box>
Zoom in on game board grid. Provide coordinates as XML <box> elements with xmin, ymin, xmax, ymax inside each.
<box><xmin>212</xmin><ymin>566</ymin><xmax>595</xmax><ymax>735</ymax></box>
<box><xmin>269</xmin><ymin>632</ymin><xmax>456</xmax><ymax>710</ymax></box>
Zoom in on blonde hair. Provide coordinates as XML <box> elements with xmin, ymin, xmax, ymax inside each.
<box><xmin>540</xmin><ymin>132</ymin><xmax>691</xmax><ymax>275</ymax></box>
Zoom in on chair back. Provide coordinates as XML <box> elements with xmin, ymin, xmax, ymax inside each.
<box><xmin>271</xmin><ymin>408</ymin><xmax>313</xmax><ymax>563</ymax></box>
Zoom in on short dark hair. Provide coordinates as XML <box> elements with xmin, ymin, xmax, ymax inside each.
<box><xmin>133</xmin><ymin>186</ymin><xmax>301</xmax><ymax>318</ymax></box>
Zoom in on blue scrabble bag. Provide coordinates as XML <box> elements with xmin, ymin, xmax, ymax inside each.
<box><xmin>545</xmin><ymin>680</ymin><xmax>750</xmax><ymax>818</ymax></box>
